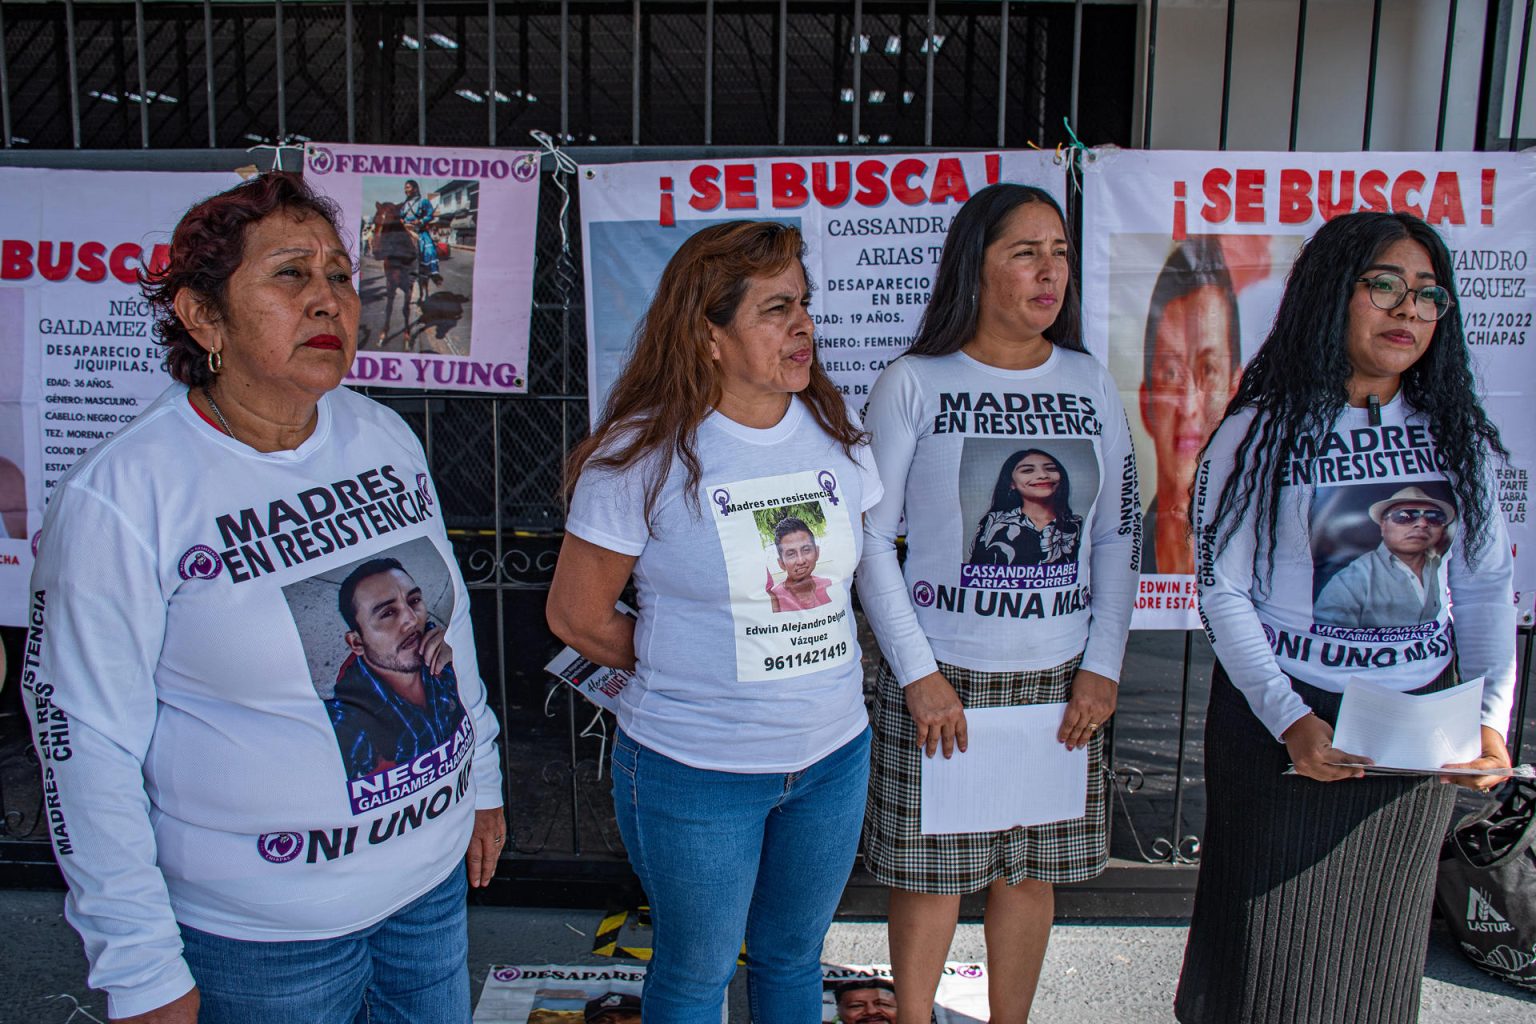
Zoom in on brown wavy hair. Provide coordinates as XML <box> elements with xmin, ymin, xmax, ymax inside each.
<box><xmin>565</xmin><ymin>221</ymin><xmax>865</xmax><ymax>525</ymax></box>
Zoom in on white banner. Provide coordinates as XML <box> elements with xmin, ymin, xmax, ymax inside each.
<box><xmin>303</xmin><ymin>143</ymin><xmax>541</xmax><ymax>393</ymax></box>
<box><xmin>0</xmin><ymin>168</ymin><xmax>243</xmax><ymax>625</ymax></box>
<box><xmin>578</xmin><ymin>151</ymin><xmax>1065</xmax><ymax>420</ymax></box>
<box><xmin>1082</xmin><ymin>149</ymin><xmax>1536</xmax><ymax>630</ymax></box>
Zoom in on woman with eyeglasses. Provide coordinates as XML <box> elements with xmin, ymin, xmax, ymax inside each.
<box><xmin>1175</xmin><ymin>211</ymin><xmax>1516</xmax><ymax>1024</ymax></box>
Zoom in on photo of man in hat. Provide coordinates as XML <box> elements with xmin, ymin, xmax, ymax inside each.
<box><xmin>584</xmin><ymin>990</ymin><xmax>642</xmax><ymax>1024</ymax></box>
<box><xmin>1313</xmin><ymin>485</ymin><xmax>1456</xmax><ymax>629</ymax></box>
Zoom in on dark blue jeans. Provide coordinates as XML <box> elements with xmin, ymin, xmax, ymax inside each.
<box><xmin>180</xmin><ymin>867</ymin><xmax>470</xmax><ymax>1024</ymax></box>
<box><xmin>611</xmin><ymin>725</ymin><xmax>871</xmax><ymax>1024</ymax></box>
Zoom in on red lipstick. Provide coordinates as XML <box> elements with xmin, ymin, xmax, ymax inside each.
<box><xmin>304</xmin><ymin>334</ymin><xmax>343</xmax><ymax>350</ymax></box>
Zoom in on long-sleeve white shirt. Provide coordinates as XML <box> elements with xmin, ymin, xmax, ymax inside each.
<box><xmin>858</xmin><ymin>347</ymin><xmax>1141</xmax><ymax>684</ymax></box>
<box><xmin>1195</xmin><ymin>396</ymin><xmax>1516</xmax><ymax>741</ymax></box>
<box><xmin>23</xmin><ymin>384</ymin><xmax>503</xmax><ymax>1018</ymax></box>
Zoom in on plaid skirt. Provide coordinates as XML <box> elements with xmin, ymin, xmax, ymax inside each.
<box><xmin>863</xmin><ymin>657</ymin><xmax>1107</xmax><ymax>894</ymax></box>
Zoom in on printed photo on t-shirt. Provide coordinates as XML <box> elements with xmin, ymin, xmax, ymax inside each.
<box><xmin>1309</xmin><ymin>480</ymin><xmax>1457</xmax><ymax>635</ymax></box>
<box><xmin>755</xmin><ymin>501</ymin><xmax>837</xmax><ymax>614</ymax></box>
<box><xmin>957</xmin><ymin>438</ymin><xmax>1099</xmax><ymax>590</ymax></box>
<box><xmin>280</xmin><ymin>535</ymin><xmax>470</xmax><ymax>814</ymax></box>
<box><xmin>709</xmin><ymin>468</ymin><xmax>858</xmax><ymax>682</ymax></box>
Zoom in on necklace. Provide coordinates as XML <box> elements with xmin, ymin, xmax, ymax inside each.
<box><xmin>202</xmin><ymin>385</ymin><xmax>237</xmax><ymax>442</ymax></box>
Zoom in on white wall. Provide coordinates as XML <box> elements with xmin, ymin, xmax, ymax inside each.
<box><xmin>1143</xmin><ymin>0</ymin><xmax>1535</xmax><ymax>152</ymax></box>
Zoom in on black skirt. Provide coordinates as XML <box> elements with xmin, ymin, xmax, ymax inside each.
<box><xmin>1175</xmin><ymin>661</ymin><xmax>1460</xmax><ymax>1024</ymax></box>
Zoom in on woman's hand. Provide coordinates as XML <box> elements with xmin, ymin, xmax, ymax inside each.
<box><xmin>904</xmin><ymin>672</ymin><xmax>967</xmax><ymax>758</ymax></box>
<box><xmin>1442</xmin><ymin>726</ymin><xmax>1513</xmax><ymax>792</ymax></box>
<box><xmin>113</xmin><ymin>987</ymin><xmax>199</xmax><ymax>1023</ymax></box>
<box><xmin>1059</xmin><ymin>669</ymin><xmax>1116</xmax><ymax>751</ymax></box>
<box><xmin>419</xmin><ymin>622</ymin><xmax>452</xmax><ymax>677</ymax></box>
<box><xmin>1282</xmin><ymin>713</ymin><xmax>1372</xmax><ymax>781</ymax></box>
<box><xmin>465</xmin><ymin>807</ymin><xmax>507</xmax><ymax>888</ymax></box>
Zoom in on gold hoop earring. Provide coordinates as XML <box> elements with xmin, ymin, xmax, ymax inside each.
<box><xmin>207</xmin><ymin>349</ymin><xmax>222</xmax><ymax>375</ymax></box>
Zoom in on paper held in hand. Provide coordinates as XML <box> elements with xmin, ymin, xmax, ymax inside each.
<box><xmin>1327</xmin><ymin>674</ymin><xmax>1490</xmax><ymax>776</ymax></box>
<box><xmin>919</xmin><ymin>704</ymin><xmax>1087</xmax><ymax>835</ymax></box>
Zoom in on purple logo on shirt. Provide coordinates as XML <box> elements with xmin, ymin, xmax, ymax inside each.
<box><xmin>257</xmin><ymin>831</ymin><xmax>304</xmax><ymax>863</ymax></box>
<box><xmin>817</xmin><ymin>470</ymin><xmax>840</xmax><ymax>506</ymax></box>
<box><xmin>30</xmin><ymin>530</ymin><xmax>40</xmax><ymax>557</ymax></box>
<box><xmin>177</xmin><ymin>545</ymin><xmax>223</xmax><ymax>581</ymax></box>
<box><xmin>711</xmin><ymin>488</ymin><xmax>732</xmax><ymax>516</ymax></box>
<box><xmin>1262</xmin><ymin>623</ymin><xmax>1277</xmax><ymax>648</ymax></box>
<box><xmin>912</xmin><ymin>580</ymin><xmax>936</xmax><ymax>607</ymax></box>
<box><xmin>416</xmin><ymin>472</ymin><xmax>435</xmax><ymax>507</ymax></box>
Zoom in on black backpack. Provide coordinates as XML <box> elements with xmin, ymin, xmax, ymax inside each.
<box><xmin>1435</xmin><ymin>780</ymin><xmax>1536</xmax><ymax>991</ymax></box>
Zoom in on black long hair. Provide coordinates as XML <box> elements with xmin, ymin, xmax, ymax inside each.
<box><xmin>906</xmin><ymin>183</ymin><xmax>1083</xmax><ymax>357</ymax></box>
<box><xmin>1201</xmin><ymin>211</ymin><xmax>1507</xmax><ymax>578</ymax></box>
<box><xmin>987</xmin><ymin>448</ymin><xmax>1075</xmax><ymax>522</ymax></box>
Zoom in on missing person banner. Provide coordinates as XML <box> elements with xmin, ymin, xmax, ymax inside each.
<box><xmin>303</xmin><ymin>143</ymin><xmax>541</xmax><ymax>393</ymax></box>
<box><xmin>0</xmin><ymin>167</ymin><xmax>243</xmax><ymax>625</ymax></box>
<box><xmin>578</xmin><ymin>151</ymin><xmax>1064</xmax><ymax>421</ymax></box>
<box><xmin>1081</xmin><ymin>149</ymin><xmax>1536</xmax><ymax>629</ymax></box>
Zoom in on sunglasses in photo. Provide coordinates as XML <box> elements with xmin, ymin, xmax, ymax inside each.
<box><xmin>1383</xmin><ymin>507</ymin><xmax>1449</xmax><ymax>525</ymax></box>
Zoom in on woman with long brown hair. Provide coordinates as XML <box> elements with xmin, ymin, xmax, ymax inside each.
<box><xmin>547</xmin><ymin>221</ymin><xmax>882</xmax><ymax>1022</ymax></box>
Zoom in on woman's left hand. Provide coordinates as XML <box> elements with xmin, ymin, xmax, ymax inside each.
<box><xmin>1441</xmin><ymin>726</ymin><xmax>1512</xmax><ymax>792</ymax></box>
<box><xmin>419</xmin><ymin>623</ymin><xmax>453</xmax><ymax>677</ymax></box>
<box><xmin>465</xmin><ymin>807</ymin><xmax>506</xmax><ymax>888</ymax></box>
<box><xmin>1059</xmin><ymin>669</ymin><xmax>1116</xmax><ymax>751</ymax></box>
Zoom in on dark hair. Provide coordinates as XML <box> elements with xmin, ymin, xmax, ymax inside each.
<box><xmin>987</xmin><ymin>448</ymin><xmax>1074</xmax><ymax>522</ymax></box>
<box><xmin>565</xmin><ymin>221</ymin><xmax>865</xmax><ymax>525</ymax></box>
<box><xmin>141</xmin><ymin>172</ymin><xmax>348</xmax><ymax>388</ymax></box>
<box><xmin>832</xmin><ymin>979</ymin><xmax>896</xmax><ymax>1001</ymax></box>
<box><xmin>772</xmin><ymin>515</ymin><xmax>816</xmax><ymax>550</ymax></box>
<box><xmin>1201</xmin><ymin>211</ymin><xmax>1508</xmax><ymax>576</ymax></box>
<box><xmin>404</xmin><ymin>179</ymin><xmax>421</xmax><ymax>193</ymax></box>
<box><xmin>1143</xmin><ymin>235</ymin><xmax>1240</xmax><ymax>382</ymax></box>
<box><xmin>338</xmin><ymin>557</ymin><xmax>407</xmax><ymax>632</ymax></box>
<box><xmin>906</xmin><ymin>183</ymin><xmax>1082</xmax><ymax>358</ymax></box>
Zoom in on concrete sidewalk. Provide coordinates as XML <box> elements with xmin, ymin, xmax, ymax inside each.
<box><xmin>2</xmin><ymin>890</ymin><xmax>1531</xmax><ymax>1023</ymax></box>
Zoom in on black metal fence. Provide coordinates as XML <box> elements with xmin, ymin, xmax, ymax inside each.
<box><xmin>0</xmin><ymin>0</ymin><xmax>1532</xmax><ymax>914</ymax></box>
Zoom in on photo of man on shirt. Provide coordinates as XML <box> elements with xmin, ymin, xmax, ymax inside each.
<box><xmin>1313</xmin><ymin>485</ymin><xmax>1456</xmax><ymax>630</ymax></box>
<box><xmin>766</xmin><ymin>514</ymin><xmax>834</xmax><ymax>613</ymax></box>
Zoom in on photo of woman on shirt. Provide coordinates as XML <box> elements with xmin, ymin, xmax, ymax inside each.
<box><xmin>967</xmin><ymin>447</ymin><xmax>1084</xmax><ymax>566</ymax></box>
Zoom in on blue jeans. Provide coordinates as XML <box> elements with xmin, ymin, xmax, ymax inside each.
<box><xmin>180</xmin><ymin>867</ymin><xmax>470</xmax><ymax>1024</ymax></box>
<box><xmin>611</xmin><ymin>725</ymin><xmax>871</xmax><ymax>1024</ymax></box>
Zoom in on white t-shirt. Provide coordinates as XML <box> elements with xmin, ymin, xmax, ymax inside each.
<box><xmin>566</xmin><ymin>397</ymin><xmax>882</xmax><ymax>773</ymax></box>
<box><xmin>1196</xmin><ymin>396</ymin><xmax>1517</xmax><ymax>740</ymax></box>
<box><xmin>23</xmin><ymin>385</ymin><xmax>503</xmax><ymax>1019</ymax></box>
<box><xmin>858</xmin><ymin>347</ymin><xmax>1142</xmax><ymax>684</ymax></box>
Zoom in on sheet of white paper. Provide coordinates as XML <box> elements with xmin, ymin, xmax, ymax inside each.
<box><xmin>919</xmin><ymin>704</ymin><xmax>1087</xmax><ymax>835</ymax></box>
<box><xmin>1331</xmin><ymin>675</ymin><xmax>1484</xmax><ymax>771</ymax></box>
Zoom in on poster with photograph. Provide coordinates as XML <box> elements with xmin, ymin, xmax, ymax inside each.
<box><xmin>0</xmin><ymin>167</ymin><xmax>242</xmax><ymax>625</ymax></box>
<box><xmin>474</xmin><ymin>964</ymin><xmax>648</xmax><ymax>1024</ymax></box>
<box><xmin>280</xmin><ymin>536</ymin><xmax>471</xmax><ymax>814</ymax></box>
<box><xmin>303</xmin><ymin>143</ymin><xmax>540</xmax><ymax>393</ymax></box>
<box><xmin>1082</xmin><ymin>149</ymin><xmax>1536</xmax><ymax>628</ymax></box>
<box><xmin>819</xmin><ymin>963</ymin><xmax>988</xmax><ymax>1023</ymax></box>
<box><xmin>578</xmin><ymin>151</ymin><xmax>1064</xmax><ymax>421</ymax></box>
<box><xmin>710</xmin><ymin>469</ymin><xmax>859</xmax><ymax>682</ymax></box>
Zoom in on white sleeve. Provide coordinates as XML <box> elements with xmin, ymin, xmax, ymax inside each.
<box><xmin>856</xmin><ymin>360</ymin><xmax>940</xmax><ymax>686</ymax></box>
<box><xmin>566</xmin><ymin>444</ymin><xmax>656</xmax><ymax>558</ymax></box>
<box><xmin>1194</xmin><ymin>414</ymin><xmax>1313</xmax><ymax>741</ymax></box>
<box><xmin>23</xmin><ymin>483</ymin><xmax>196</xmax><ymax>1019</ymax></box>
<box><xmin>1078</xmin><ymin>387</ymin><xmax>1141</xmax><ymax>682</ymax></box>
<box><xmin>1446</xmin><ymin>466</ymin><xmax>1518</xmax><ymax>737</ymax></box>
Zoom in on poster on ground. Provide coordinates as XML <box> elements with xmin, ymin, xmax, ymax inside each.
<box><xmin>0</xmin><ymin>167</ymin><xmax>242</xmax><ymax>625</ymax></box>
<box><xmin>578</xmin><ymin>151</ymin><xmax>1065</xmax><ymax>422</ymax></box>
<box><xmin>303</xmin><ymin>142</ymin><xmax>541</xmax><ymax>393</ymax></box>
<box><xmin>1081</xmin><ymin>149</ymin><xmax>1536</xmax><ymax>630</ymax></box>
<box><xmin>471</xmin><ymin>961</ymin><xmax>990</xmax><ymax>1022</ymax></box>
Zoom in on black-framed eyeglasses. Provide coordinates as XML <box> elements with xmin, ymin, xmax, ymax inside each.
<box><xmin>1356</xmin><ymin>273</ymin><xmax>1454</xmax><ymax>322</ymax></box>
<box><xmin>1384</xmin><ymin>507</ymin><xmax>1449</xmax><ymax>526</ymax></box>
